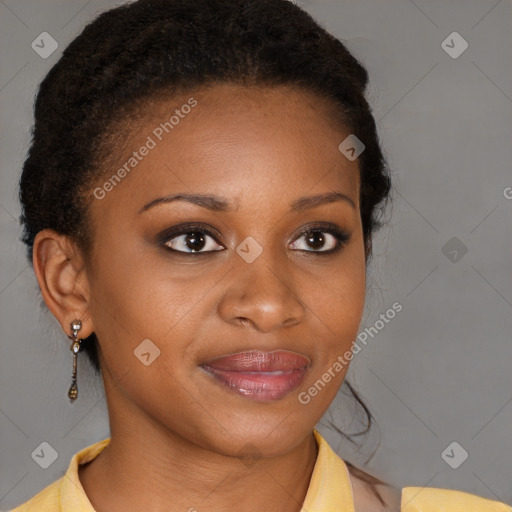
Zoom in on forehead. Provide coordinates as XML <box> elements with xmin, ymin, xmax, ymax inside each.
<box><xmin>89</xmin><ymin>83</ymin><xmax>360</xmax><ymax>221</ymax></box>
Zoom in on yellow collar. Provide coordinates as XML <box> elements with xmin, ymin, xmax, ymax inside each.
<box><xmin>58</xmin><ymin>429</ymin><xmax>355</xmax><ymax>511</ymax></box>
<box><xmin>13</xmin><ymin>430</ymin><xmax>512</xmax><ymax>511</ymax></box>
<box><xmin>302</xmin><ymin>429</ymin><xmax>355</xmax><ymax>511</ymax></box>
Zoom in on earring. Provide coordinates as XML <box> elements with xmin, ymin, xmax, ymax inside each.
<box><xmin>67</xmin><ymin>319</ymin><xmax>83</xmax><ymax>402</ymax></box>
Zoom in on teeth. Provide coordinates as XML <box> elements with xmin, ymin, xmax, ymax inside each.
<box><xmin>245</xmin><ymin>370</ymin><xmax>289</xmax><ymax>375</ymax></box>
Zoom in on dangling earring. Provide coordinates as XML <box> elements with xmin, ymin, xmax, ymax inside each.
<box><xmin>67</xmin><ymin>319</ymin><xmax>83</xmax><ymax>402</ymax></box>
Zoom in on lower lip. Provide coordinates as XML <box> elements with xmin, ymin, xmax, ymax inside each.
<box><xmin>201</xmin><ymin>366</ymin><xmax>308</xmax><ymax>402</ymax></box>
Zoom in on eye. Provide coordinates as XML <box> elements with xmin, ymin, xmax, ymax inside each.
<box><xmin>289</xmin><ymin>223</ymin><xmax>350</xmax><ymax>255</ymax></box>
<box><xmin>158</xmin><ymin>222</ymin><xmax>350</xmax><ymax>256</ymax></box>
<box><xmin>159</xmin><ymin>224</ymin><xmax>225</xmax><ymax>254</ymax></box>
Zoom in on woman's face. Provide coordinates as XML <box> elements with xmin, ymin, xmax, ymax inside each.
<box><xmin>84</xmin><ymin>83</ymin><xmax>366</xmax><ymax>457</ymax></box>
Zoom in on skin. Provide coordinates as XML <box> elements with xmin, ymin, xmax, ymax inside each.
<box><xmin>33</xmin><ymin>83</ymin><xmax>397</xmax><ymax>511</ymax></box>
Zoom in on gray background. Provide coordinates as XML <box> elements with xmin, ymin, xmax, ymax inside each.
<box><xmin>1</xmin><ymin>0</ymin><xmax>511</xmax><ymax>509</ymax></box>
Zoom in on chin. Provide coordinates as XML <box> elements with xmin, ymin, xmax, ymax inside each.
<box><xmin>194</xmin><ymin>411</ymin><xmax>316</xmax><ymax>459</ymax></box>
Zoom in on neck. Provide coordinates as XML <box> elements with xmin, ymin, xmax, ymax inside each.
<box><xmin>79</xmin><ymin>384</ymin><xmax>318</xmax><ymax>512</ymax></box>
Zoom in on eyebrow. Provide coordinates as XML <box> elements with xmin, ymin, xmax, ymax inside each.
<box><xmin>138</xmin><ymin>191</ymin><xmax>356</xmax><ymax>214</ymax></box>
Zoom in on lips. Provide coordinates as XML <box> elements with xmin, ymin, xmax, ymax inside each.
<box><xmin>200</xmin><ymin>350</ymin><xmax>310</xmax><ymax>402</ymax></box>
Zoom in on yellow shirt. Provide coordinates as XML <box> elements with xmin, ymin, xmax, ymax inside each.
<box><xmin>8</xmin><ymin>430</ymin><xmax>511</xmax><ymax>511</ymax></box>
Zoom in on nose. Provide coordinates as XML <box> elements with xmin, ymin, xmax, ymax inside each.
<box><xmin>217</xmin><ymin>248</ymin><xmax>306</xmax><ymax>333</ymax></box>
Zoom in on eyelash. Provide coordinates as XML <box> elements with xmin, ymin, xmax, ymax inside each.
<box><xmin>158</xmin><ymin>222</ymin><xmax>350</xmax><ymax>256</ymax></box>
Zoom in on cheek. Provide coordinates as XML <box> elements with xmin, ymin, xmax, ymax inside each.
<box><xmin>309</xmin><ymin>242</ymin><xmax>366</xmax><ymax>339</ymax></box>
<box><xmin>85</xmin><ymin>238</ymin><xmax>199</xmax><ymax>360</ymax></box>
<box><xmin>86</xmin><ymin>250</ymin><xmax>206</xmax><ymax>407</ymax></box>
<box><xmin>299</xmin><ymin>263</ymin><xmax>365</xmax><ymax>414</ymax></box>
<box><xmin>89</xmin><ymin>263</ymin><xmax>196</xmax><ymax>343</ymax></box>
<box><xmin>325</xmin><ymin>267</ymin><xmax>365</xmax><ymax>324</ymax></box>
<box><xmin>303</xmin><ymin>240</ymin><xmax>366</xmax><ymax>399</ymax></box>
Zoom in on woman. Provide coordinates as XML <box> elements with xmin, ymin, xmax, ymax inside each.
<box><xmin>10</xmin><ymin>0</ymin><xmax>511</xmax><ymax>510</ymax></box>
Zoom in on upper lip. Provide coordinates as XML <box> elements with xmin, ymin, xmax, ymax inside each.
<box><xmin>201</xmin><ymin>349</ymin><xmax>311</xmax><ymax>372</ymax></box>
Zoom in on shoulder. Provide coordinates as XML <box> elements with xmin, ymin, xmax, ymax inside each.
<box><xmin>402</xmin><ymin>486</ymin><xmax>512</xmax><ymax>511</ymax></box>
<box><xmin>347</xmin><ymin>467</ymin><xmax>512</xmax><ymax>512</ymax></box>
<box><xmin>347</xmin><ymin>465</ymin><xmax>402</xmax><ymax>512</ymax></box>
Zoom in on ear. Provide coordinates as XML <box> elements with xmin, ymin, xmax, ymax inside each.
<box><xmin>32</xmin><ymin>229</ymin><xmax>94</xmax><ymax>339</ymax></box>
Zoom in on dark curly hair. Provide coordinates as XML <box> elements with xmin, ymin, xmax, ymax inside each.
<box><xmin>19</xmin><ymin>0</ymin><xmax>392</xmax><ymax>501</ymax></box>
